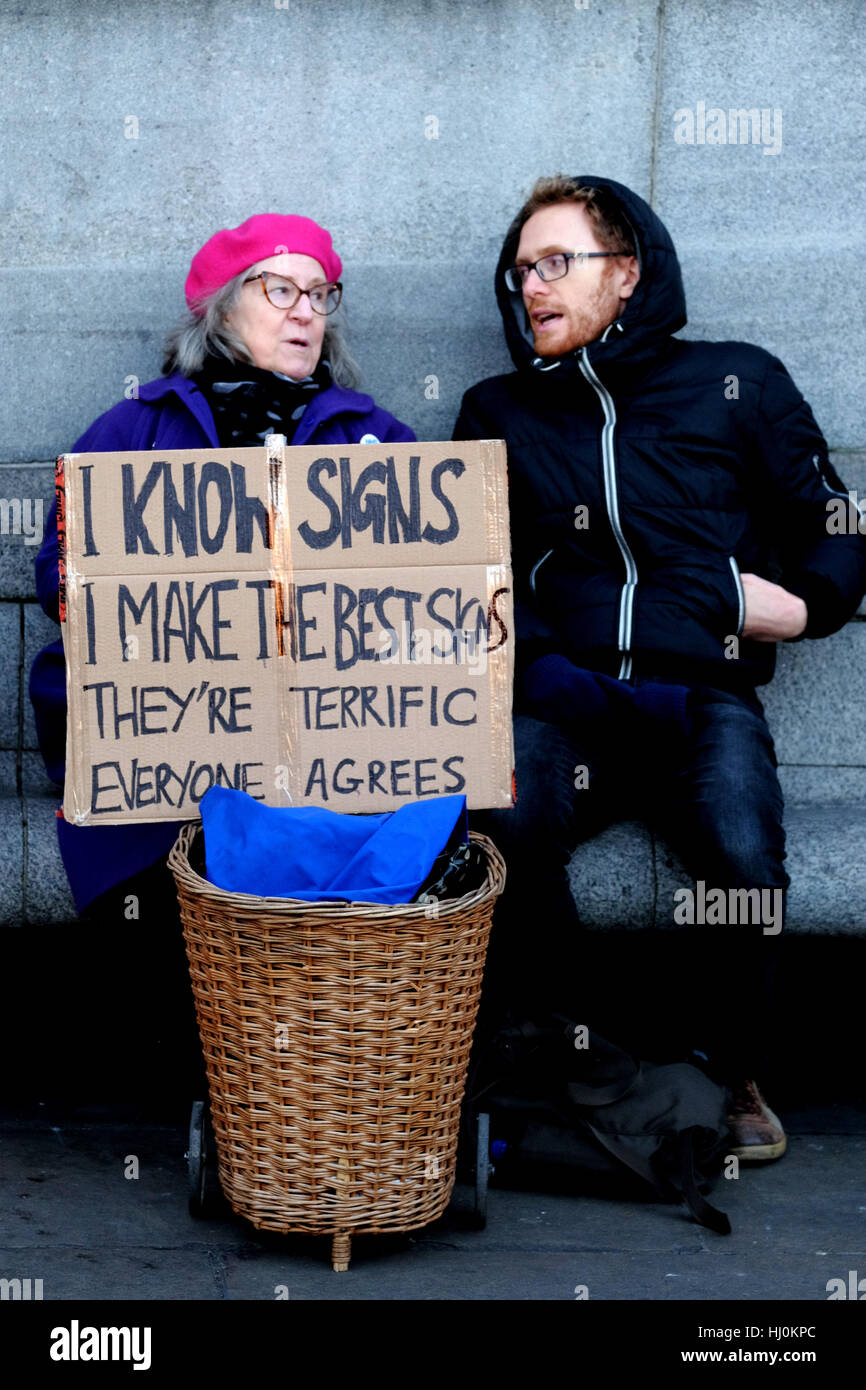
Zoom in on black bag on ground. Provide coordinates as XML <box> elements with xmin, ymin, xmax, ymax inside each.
<box><xmin>463</xmin><ymin>1014</ymin><xmax>734</xmax><ymax>1234</ymax></box>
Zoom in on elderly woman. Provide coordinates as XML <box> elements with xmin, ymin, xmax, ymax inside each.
<box><xmin>31</xmin><ymin>213</ymin><xmax>415</xmax><ymax>921</ymax></box>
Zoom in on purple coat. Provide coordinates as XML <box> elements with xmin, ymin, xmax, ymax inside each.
<box><xmin>30</xmin><ymin>371</ymin><xmax>416</xmax><ymax>912</ymax></box>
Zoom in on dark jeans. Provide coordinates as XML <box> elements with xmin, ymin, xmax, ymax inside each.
<box><xmin>471</xmin><ymin>682</ymin><xmax>789</xmax><ymax>1082</ymax></box>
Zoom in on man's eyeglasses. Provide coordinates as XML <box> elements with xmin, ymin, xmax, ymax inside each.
<box><xmin>504</xmin><ymin>251</ymin><xmax>627</xmax><ymax>292</ymax></box>
<box><xmin>245</xmin><ymin>271</ymin><xmax>343</xmax><ymax>315</ymax></box>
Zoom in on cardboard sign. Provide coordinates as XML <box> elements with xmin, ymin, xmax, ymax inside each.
<box><xmin>59</xmin><ymin>439</ymin><xmax>514</xmax><ymax>823</ymax></box>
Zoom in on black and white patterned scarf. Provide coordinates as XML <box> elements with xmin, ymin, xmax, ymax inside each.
<box><xmin>192</xmin><ymin>353</ymin><xmax>333</xmax><ymax>447</ymax></box>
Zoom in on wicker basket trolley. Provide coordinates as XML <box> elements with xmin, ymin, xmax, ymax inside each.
<box><xmin>169</xmin><ymin>824</ymin><xmax>505</xmax><ymax>1271</ymax></box>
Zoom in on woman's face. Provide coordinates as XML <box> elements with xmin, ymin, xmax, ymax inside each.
<box><xmin>225</xmin><ymin>252</ymin><xmax>329</xmax><ymax>379</ymax></box>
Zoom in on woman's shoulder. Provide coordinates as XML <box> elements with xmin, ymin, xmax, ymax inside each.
<box><xmin>71</xmin><ymin>375</ymin><xmax>200</xmax><ymax>452</ymax></box>
<box><xmin>315</xmin><ymin>382</ymin><xmax>416</xmax><ymax>443</ymax></box>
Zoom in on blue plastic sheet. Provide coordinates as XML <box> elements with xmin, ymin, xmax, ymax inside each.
<box><xmin>199</xmin><ymin>786</ymin><xmax>468</xmax><ymax>904</ymax></box>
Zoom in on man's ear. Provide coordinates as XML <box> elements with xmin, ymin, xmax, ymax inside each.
<box><xmin>618</xmin><ymin>255</ymin><xmax>640</xmax><ymax>301</ymax></box>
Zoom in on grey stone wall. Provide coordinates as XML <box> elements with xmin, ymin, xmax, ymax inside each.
<box><xmin>2</xmin><ymin>0</ymin><xmax>864</xmax><ymax>455</ymax></box>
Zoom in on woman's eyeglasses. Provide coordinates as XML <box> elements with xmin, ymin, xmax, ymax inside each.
<box><xmin>245</xmin><ymin>271</ymin><xmax>343</xmax><ymax>315</ymax></box>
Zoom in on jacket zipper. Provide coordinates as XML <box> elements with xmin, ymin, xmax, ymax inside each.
<box><xmin>578</xmin><ymin>343</ymin><xmax>637</xmax><ymax>681</ymax></box>
<box><xmin>728</xmin><ymin>555</ymin><xmax>745</xmax><ymax>637</ymax></box>
<box><xmin>529</xmin><ymin>548</ymin><xmax>554</xmax><ymax>595</ymax></box>
<box><xmin>810</xmin><ymin>452</ymin><xmax>851</xmax><ymax>501</ymax></box>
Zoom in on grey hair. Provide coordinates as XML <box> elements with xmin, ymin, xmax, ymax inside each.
<box><xmin>161</xmin><ymin>259</ymin><xmax>362</xmax><ymax>389</ymax></box>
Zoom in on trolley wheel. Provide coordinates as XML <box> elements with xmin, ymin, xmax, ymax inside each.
<box><xmin>187</xmin><ymin>1099</ymin><xmax>219</xmax><ymax>1217</ymax></box>
<box><xmin>472</xmin><ymin>1111</ymin><xmax>490</xmax><ymax>1230</ymax></box>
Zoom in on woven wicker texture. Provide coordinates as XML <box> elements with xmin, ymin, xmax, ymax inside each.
<box><xmin>169</xmin><ymin>824</ymin><xmax>505</xmax><ymax>1269</ymax></box>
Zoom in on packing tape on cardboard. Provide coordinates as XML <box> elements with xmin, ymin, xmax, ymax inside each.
<box><xmin>266</xmin><ymin>433</ymin><xmax>301</xmax><ymax>805</ymax></box>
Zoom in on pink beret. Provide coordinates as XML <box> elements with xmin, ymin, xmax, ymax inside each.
<box><xmin>184</xmin><ymin>214</ymin><xmax>343</xmax><ymax>313</ymax></box>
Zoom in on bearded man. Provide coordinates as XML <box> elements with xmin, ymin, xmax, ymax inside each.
<box><xmin>455</xmin><ymin>175</ymin><xmax>866</xmax><ymax>1162</ymax></box>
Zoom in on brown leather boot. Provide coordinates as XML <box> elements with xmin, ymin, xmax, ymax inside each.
<box><xmin>727</xmin><ymin>1080</ymin><xmax>787</xmax><ymax>1162</ymax></box>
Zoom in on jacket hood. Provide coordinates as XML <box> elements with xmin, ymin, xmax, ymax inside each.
<box><xmin>495</xmin><ymin>175</ymin><xmax>687</xmax><ymax>374</ymax></box>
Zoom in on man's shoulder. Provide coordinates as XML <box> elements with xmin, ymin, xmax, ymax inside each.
<box><xmin>458</xmin><ymin>371</ymin><xmax>544</xmax><ymax>430</ymax></box>
<box><xmin>455</xmin><ymin>371</ymin><xmax>551</xmax><ymax>449</ymax></box>
<box><xmin>672</xmin><ymin>336</ymin><xmax>779</xmax><ymax>385</ymax></box>
<box><xmin>460</xmin><ymin>370</ymin><xmax>524</xmax><ymax>404</ymax></box>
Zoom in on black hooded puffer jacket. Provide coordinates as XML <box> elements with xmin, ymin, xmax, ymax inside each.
<box><xmin>454</xmin><ymin>176</ymin><xmax>866</xmax><ymax>692</ymax></box>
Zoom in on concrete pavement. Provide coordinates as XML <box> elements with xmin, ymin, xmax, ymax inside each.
<box><xmin>2</xmin><ymin>1099</ymin><xmax>864</xmax><ymax>1301</ymax></box>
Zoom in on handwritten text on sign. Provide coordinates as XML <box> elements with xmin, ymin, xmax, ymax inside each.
<box><xmin>61</xmin><ymin>441</ymin><xmax>513</xmax><ymax>823</ymax></box>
